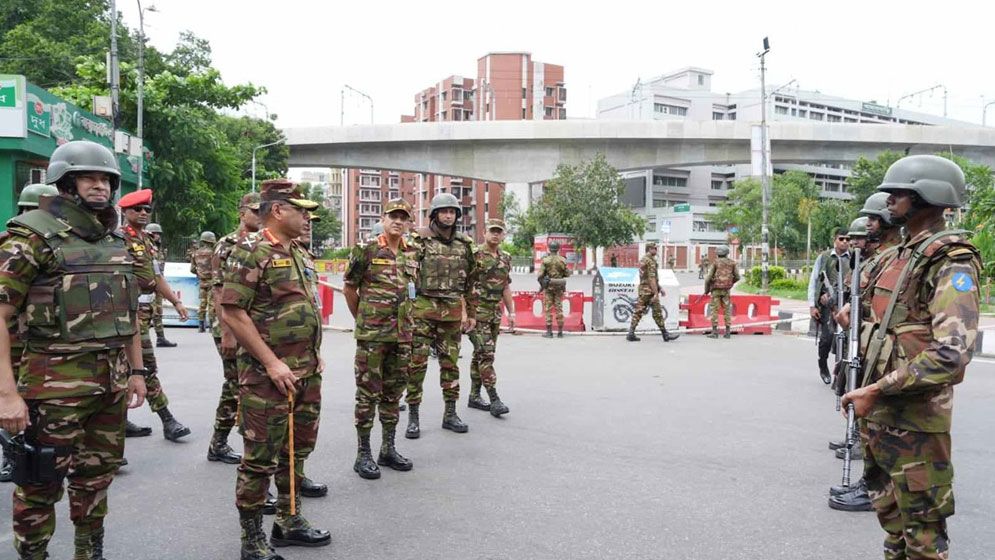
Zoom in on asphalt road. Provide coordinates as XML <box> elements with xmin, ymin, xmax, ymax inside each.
<box><xmin>1</xmin><ymin>329</ymin><xmax>993</xmax><ymax>559</ymax></box>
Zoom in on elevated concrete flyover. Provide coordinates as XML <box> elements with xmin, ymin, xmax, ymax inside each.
<box><xmin>285</xmin><ymin>120</ymin><xmax>995</xmax><ymax>183</ymax></box>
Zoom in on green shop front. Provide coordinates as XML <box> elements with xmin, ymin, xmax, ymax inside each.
<box><xmin>0</xmin><ymin>74</ymin><xmax>147</xmax><ymax>224</ymax></box>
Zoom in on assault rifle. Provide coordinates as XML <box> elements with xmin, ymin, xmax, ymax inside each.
<box><xmin>838</xmin><ymin>247</ymin><xmax>862</xmax><ymax>492</ymax></box>
<box><xmin>0</xmin><ymin>429</ymin><xmax>69</xmax><ymax>486</ymax></box>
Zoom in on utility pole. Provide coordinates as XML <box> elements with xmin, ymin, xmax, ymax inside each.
<box><xmin>343</xmin><ymin>84</ymin><xmax>374</xmax><ymax>124</ymax></box>
<box><xmin>983</xmin><ymin>99</ymin><xmax>995</xmax><ymax>126</ymax></box>
<box><xmin>757</xmin><ymin>37</ymin><xmax>771</xmax><ymax>293</ymax></box>
<box><xmin>136</xmin><ymin>1</ymin><xmax>155</xmax><ymax>187</ymax></box>
<box><xmin>109</xmin><ymin>0</ymin><xmax>120</xmax><ymax>129</ymax></box>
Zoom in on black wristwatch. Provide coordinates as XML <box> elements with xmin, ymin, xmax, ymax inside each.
<box><xmin>130</xmin><ymin>368</ymin><xmax>150</xmax><ymax>378</ymax></box>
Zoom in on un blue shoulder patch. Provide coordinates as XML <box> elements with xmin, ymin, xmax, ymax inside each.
<box><xmin>952</xmin><ymin>272</ymin><xmax>973</xmax><ymax>292</ymax></box>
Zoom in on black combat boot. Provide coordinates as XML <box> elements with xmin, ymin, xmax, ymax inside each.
<box><xmin>830</xmin><ymin>476</ymin><xmax>867</xmax><ymax>497</ymax></box>
<box><xmin>21</xmin><ymin>551</ymin><xmax>49</xmax><ymax>560</ymax></box>
<box><xmin>207</xmin><ymin>432</ymin><xmax>241</xmax><ymax>464</ymax></box>
<box><xmin>405</xmin><ymin>404</ymin><xmax>420</xmax><ymax>439</ymax></box>
<box><xmin>125</xmin><ymin>419</ymin><xmax>152</xmax><ymax>437</ymax></box>
<box><xmin>240</xmin><ymin>510</ymin><xmax>284</xmax><ymax>560</ymax></box>
<box><xmin>707</xmin><ymin>324</ymin><xmax>719</xmax><ymax>339</ymax></box>
<box><xmin>300</xmin><ymin>477</ymin><xmax>327</xmax><ymax>498</ymax></box>
<box><xmin>818</xmin><ymin>358</ymin><xmax>832</xmax><ymax>384</ymax></box>
<box><xmin>271</xmin><ymin>513</ymin><xmax>331</xmax><ymax>548</ymax></box>
<box><xmin>198</xmin><ymin>320</ymin><xmax>206</xmax><ymax>333</ymax></box>
<box><xmin>662</xmin><ymin>328</ymin><xmax>680</xmax><ymax>342</ymax></box>
<box><xmin>377</xmin><ymin>424</ymin><xmax>413</xmax><ymax>471</ymax></box>
<box><xmin>468</xmin><ymin>381</ymin><xmax>490</xmax><ymax>410</ymax></box>
<box><xmin>556</xmin><ymin>325</ymin><xmax>564</xmax><ymax>338</ymax></box>
<box><xmin>723</xmin><ymin>326</ymin><xmax>731</xmax><ymax>339</ymax></box>
<box><xmin>441</xmin><ymin>400</ymin><xmax>469</xmax><ymax>433</ymax></box>
<box><xmin>156</xmin><ymin>335</ymin><xmax>177</xmax><ymax>347</ymax></box>
<box><xmin>157</xmin><ymin>407</ymin><xmax>192</xmax><ymax>441</ymax></box>
<box><xmin>486</xmin><ymin>387</ymin><xmax>509</xmax><ymax>417</ymax></box>
<box><xmin>828</xmin><ymin>481</ymin><xmax>873</xmax><ymax>512</ymax></box>
<box><xmin>543</xmin><ymin>325</ymin><xmax>553</xmax><ymax>338</ymax></box>
<box><xmin>626</xmin><ymin>327</ymin><xmax>640</xmax><ymax>342</ymax></box>
<box><xmin>353</xmin><ymin>433</ymin><xmax>381</xmax><ymax>479</ymax></box>
<box><xmin>0</xmin><ymin>450</ymin><xmax>12</xmax><ymax>482</ymax></box>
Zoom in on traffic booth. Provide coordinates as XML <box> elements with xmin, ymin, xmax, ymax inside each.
<box><xmin>162</xmin><ymin>262</ymin><xmax>200</xmax><ymax>328</ymax></box>
<box><xmin>679</xmin><ymin>294</ymin><xmax>779</xmax><ymax>334</ymax></box>
<box><xmin>591</xmin><ymin>267</ymin><xmax>680</xmax><ymax>331</ymax></box>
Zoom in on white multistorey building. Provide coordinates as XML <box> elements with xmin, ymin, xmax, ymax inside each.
<box><xmin>597</xmin><ymin>66</ymin><xmax>981</xmax><ymax>247</ymax></box>
<box><xmin>289</xmin><ymin>168</ymin><xmax>345</xmax><ymax>247</ymax></box>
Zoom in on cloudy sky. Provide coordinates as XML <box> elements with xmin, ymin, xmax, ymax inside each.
<box><xmin>119</xmin><ymin>0</ymin><xmax>992</xmax><ymax>128</ymax></box>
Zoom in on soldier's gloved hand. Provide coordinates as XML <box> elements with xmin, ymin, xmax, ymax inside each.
<box><xmin>174</xmin><ymin>302</ymin><xmax>190</xmax><ymax>322</ymax></box>
<box><xmin>126</xmin><ymin>376</ymin><xmax>147</xmax><ymax>409</ymax></box>
<box><xmin>0</xmin><ymin>392</ymin><xmax>29</xmax><ymax>433</ymax></box>
<box><xmin>265</xmin><ymin>360</ymin><xmax>298</xmax><ymax>396</ymax></box>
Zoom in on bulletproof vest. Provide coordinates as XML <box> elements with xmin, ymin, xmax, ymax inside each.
<box><xmin>417</xmin><ymin>230</ymin><xmax>472</xmax><ymax>297</ymax></box>
<box><xmin>711</xmin><ymin>258</ymin><xmax>737</xmax><ymax>290</ymax></box>
<box><xmin>10</xmin><ymin>210</ymin><xmax>138</xmax><ymax>351</ymax></box>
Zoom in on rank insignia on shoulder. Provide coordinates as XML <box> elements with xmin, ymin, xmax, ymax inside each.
<box><xmin>951</xmin><ymin>272</ymin><xmax>973</xmax><ymax>292</ymax></box>
<box><xmin>132</xmin><ymin>243</ymin><xmax>144</xmax><ymax>252</ymax></box>
<box><xmin>271</xmin><ymin>258</ymin><xmax>292</xmax><ymax>268</ymax></box>
<box><xmin>371</xmin><ymin>258</ymin><xmax>393</xmax><ymax>265</ymax></box>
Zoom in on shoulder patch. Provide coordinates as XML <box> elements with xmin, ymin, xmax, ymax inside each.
<box><xmin>951</xmin><ymin>272</ymin><xmax>973</xmax><ymax>292</ymax></box>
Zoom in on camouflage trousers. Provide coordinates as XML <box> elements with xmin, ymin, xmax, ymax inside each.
<box><xmin>469</xmin><ymin>306</ymin><xmax>502</xmax><ymax>389</ymax></box>
<box><xmin>543</xmin><ymin>288</ymin><xmax>565</xmax><ymax>327</ymax></box>
<box><xmin>862</xmin><ymin>421</ymin><xmax>953</xmax><ymax>560</ymax></box>
<box><xmin>212</xmin><ymin>337</ymin><xmax>239</xmax><ymax>438</ymax></box>
<box><xmin>236</xmin><ymin>374</ymin><xmax>321</xmax><ymax>515</ymax></box>
<box><xmin>138</xmin><ymin>303</ymin><xmax>169</xmax><ymax>412</ymax></box>
<box><xmin>407</xmin><ymin>318</ymin><xmax>462</xmax><ymax>405</ymax></box>
<box><xmin>198</xmin><ymin>282</ymin><xmax>213</xmax><ymax>324</ymax></box>
<box><xmin>151</xmin><ymin>291</ymin><xmax>165</xmax><ymax>336</ymax></box>
<box><xmin>354</xmin><ymin>341</ymin><xmax>410</xmax><ymax>435</ymax></box>
<box><xmin>629</xmin><ymin>292</ymin><xmax>665</xmax><ymax>331</ymax></box>
<box><xmin>13</xmin><ymin>390</ymin><xmax>126</xmax><ymax>557</ymax></box>
<box><xmin>709</xmin><ymin>289</ymin><xmax>733</xmax><ymax>329</ymax></box>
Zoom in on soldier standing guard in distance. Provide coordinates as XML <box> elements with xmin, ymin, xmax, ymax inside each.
<box><xmin>626</xmin><ymin>242</ymin><xmax>680</xmax><ymax>342</ymax></box>
<box><xmin>808</xmin><ymin>227</ymin><xmax>851</xmax><ymax>384</ymax></box>
<box><xmin>538</xmin><ymin>241</ymin><xmax>570</xmax><ymax>338</ymax></box>
<box><xmin>222</xmin><ymin>179</ymin><xmax>330</xmax><ymax>559</ymax></box>
<box><xmin>0</xmin><ymin>140</ymin><xmax>149</xmax><ymax>560</ymax></box>
<box><xmin>192</xmin><ymin>231</ymin><xmax>217</xmax><ymax>332</ymax></box>
<box><xmin>144</xmin><ymin>223</ymin><xmax>177</xmax><ymax>348</ymax></box>
<box><xmin>404</xmin><ymin>193</ymin><xmax>476</xmax><ymax>439</ymax></box>
<box><xmin>0</xmin><ymin>184</ymin><xmax>59</xmax><ymax>484</ymax></box>
<box><xmin>467</xmin><ymin>218</ymin><xmax>514</xmax><ymax>417</ymax></box>
<box><xmin>841</xmin><ymin>155</ymin><xmax>980</xmax><ymax>560</ymax></box>
<box><xmin>344</xmin><ymin>199</ymin><xmax>417</xmax><ymax>480</ymax></box>
<box><xmin>118</xmin><ymin>189</ymin><xmax>192</xmax><ymax>442</ymax></box>
<box><xmin>704</xmin><ymin>245</ymin><xmax>739</xmax><ymax>339</ymax></box>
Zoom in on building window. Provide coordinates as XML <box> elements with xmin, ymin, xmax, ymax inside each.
<box><xmin>654</xmin><ymin>103</ymin><xmax>688</xmax><ymax>116</ymax></box>
<box><xmin>653</xmin><ymin>176</ymin><xmax>688</xmax><ymax>187</ymax></box>
<box><xmin>810</xmin><ymin>112</ymin><xmax>824</xmax><ymax>121</ymax></box>
<box><xmin>652</xmin><ymin>200</ymin><xmax>670</xmax><ymax>208</ymax></box>
<box><xmin>727</xmin><ymin>112</ymin><xmax>736</xmax><ymax>120</ymax></box>
<box><xmin>712</xmin><ymin>112</ymin><xmax>724</xmax><ymax>120</ymax></box>
<box><xmin>827</xmin><ymin>114</ymin><xmax>841</xmax><ymax>122</ymax></box>
<box><xmin>560</xmin><ymin>109</ymin><xmax>566</xmax><ymax>119</ymax></box>
<box><xmin>698</xmin><ymin>74</ymin><xmax>704</xmax><ymax>86</ymax></box>
<box><xmin>711</xmin><ymin>181</ymin><xmax>724</xmax><ymax>190</ymax></box>
<box><xmin>522</xmin><ymin>108</ymin><xmax>527</xmax><ymax>118</ymax></box>
<box><xmin>545</xmin><ymin>87</ymin><xmax>553</xmax><ymax>96</ymax></box>
<box><xmin>545</xmin><ymin>107</ymin><xmax>554</xmax><ymax>117</ymax></box>
<box><xmin>359</xmin><ymin>176</ymin><xmax>381</xmax><ymax>187</ymax></box>
<box><xmin>775</xmin><ymin>106</ymin><xmax>788</xmax><ymax>115</ymax></box>
<box><xmin>522</xmin><ymin>87</ymin><xmax>527</xmax><ymax>99</ymax></box>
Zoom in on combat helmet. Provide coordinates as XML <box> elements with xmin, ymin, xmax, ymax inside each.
<box><xmin>715</xmin><ymin>246</ymin><xmax>730</xmax><ymax>257</ymax></box>
<box><xmin>859</xmin><ymin>192</ymin><xmax>893</xmax><ymax>226</ymax></box>
<box><xmin>200</xmin><ymin>231</ymin><xmax>217</xmax><ymax>244</ymax></box>
<box><xmin>18</xmin><ymin>183</ymin><xmax>60</xmax><ymax>209</ymax></box>
<box><xmin>429</xmin><ymin>193</ymin><xmax>461</xmax><ymax>219</ymax></box>
<box><xmin>548</xmin><ymin>241</ymin><xmax>561</xmax><ymax>253</ymax></box>
<box><xmin>146</xmin><ymin>223</ymin><xmax>163</xmax><ymax>234</ymax></box>
<box><xmin>877</xmin><ymin>155</ymin><xmax>965</xmax><ymax>208</ymax></box>
<box><xmin>46</xmin><ymin>140</ymin><xmax>121</xmax><ymax>191</ymax></box>
<box><xmin>847</xmin><ymin>217</ymin><xmax>869</xmax><ymax>238</ymax></box>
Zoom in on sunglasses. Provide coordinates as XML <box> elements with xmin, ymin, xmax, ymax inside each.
<box><xmin>837</xmin><ymin>236</ymin><xmax>850</xmax><ymax>241</ymax></box>
<box><xmin>131</xmin><ymin>205</ymin><xmax>153</xmax><ymax>213</ymax></box>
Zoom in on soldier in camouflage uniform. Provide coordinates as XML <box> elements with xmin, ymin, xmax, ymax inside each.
<box><xmin>145</xmin><ymin>223</ymin><xmax>177</xmax><ymax>348</ymax></box>
<box><xmin>704</xmin><ymin>245</ymin><xmax>740</xmax><ymax>339</ymax></box>
<box><xmin>0</xmin><ymin>141</ymin><xmax>149</xmax><ymax>560</ymax></box>
<box><xmin>222</xmin><ymin>179</ymin><xmax>330</xmax><ymax>558</ymax></box>
<box><xmin>0</xmin><ymin>184</ymin><xmax>59</xmax><ymax>484</ymax></box>
<box><xmin>538</xmin><ymin>241</ymin><xmax>570</xmax><ymax>338</ymax></box>
<box><xmin>626</xmin><ymin>242</ymin><xmax>680</xmax><ymax>343</ymax></box>
<box><xmin>207</xmin><ymin>192</ymin><xmax>261</xmax><ymax>466</ymax></box>
<box><xmin>404</xmin><ymin>193</ymin><xmax>476</xmax><ymax>439</ymax></box>
<box><xmin>842</xmin><ymin>155</ymin><xmax>980</xmax><ymax>560</ymax></box>
<box><xmin>808</xmin><ymin>227</ymin><xmax>852</xmax><ymax>384</ymax></box>
<box><xmin>191</xmin><ymin>231</ymin><xmax>217</xmax><ymax>332</ymax></box>
<box><xmin>344</xmin><ymin>199</ymin><xmax>417</xmax><ymax>479</ymax></box>
<box><xmin>118</xmin><ymin>190</ymin><xmax>192</xmax><ymax>442</ymax></box>
<box><xmin>467</xmin><ymin>219</ymin><xmax>514</xmax><ymax>417</ymax></box>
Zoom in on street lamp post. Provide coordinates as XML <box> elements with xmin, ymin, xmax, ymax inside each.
<box><xmin>983</xmin><ymin>100</ymin><xmax>995</xmax><ymax>126</ymax></box>
<box><xmin>136</xmin><ymin>0</ymin><xmax>156</xmax><ymax>188</ymax></box>
<box><xmin>757</xmin><ymin>37</ymin><xmax>771</xmax><ymax>293</ymax></box>
<box><xmin>343</xmin><ymin>84</ymin><xmax>374</xmax><ymax>124</ymax></box>
<box><xmin>251</xmin><ymin>140</ymin><xmax>283</xmax><ymax>192</ymax></box>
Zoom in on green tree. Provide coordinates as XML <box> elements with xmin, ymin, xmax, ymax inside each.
<box><xmin>846</xmin><ymin>150</ymin><xmax>904</xmax><ymax>208</ymax></box>
<box><xmin>304</xmin><ymin>183</ymin><xmax>342</xmax><ymax>252</ymax></box>
<box><xmin>528</xmin><ymin>154</ymin><xmax>645</xmax><ymax>249</ymax></box>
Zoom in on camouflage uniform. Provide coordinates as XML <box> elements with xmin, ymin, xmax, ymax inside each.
<box><xmin>469</xmin><ymin>244</ymin><xmax>511</xmax><ymax>391</ymax></box>
<box><xmin>405</xmin><ymin>224</ymin><xmax>476</xmax><ymax>408</ymax></box>
<box><xmin>223</xmin><ymin>227</ymin><xmax>323</xmax><ymax>520</ymax></box>
<box><xmin>151</xmin><ymin>243</ymin><xmax>167</xmax><ymax>338</ymax></box>
<box><xmin>210</xmin><ymin>229</ymin><xmax>251</xmax><ymax>449</ymax></box>
<box><xmin>191</xmin><ymin>242</ymin><xmax>214</xmax><ymax>325</ymax></box>
<box><xmin>538</xmin><ymin>253</ymin><xmax>570</xmax><ymax>331</ymax></box>
<box><xmin>0</xmin><ymin>196</ymin><xmax>136</xmax><ymax>558</ymax></box>
<box><xmin>814</xmin><ymin>248</ymin><xmax>852</xmax><ymax>367</ymax></box>
<box><xmin>705</xmin><ymin>256</ymin><xmax>740</xmax><ymax>333</ymax></box>
<box><xmin>859</xmin><ymin>226</ymin><xmax>980</xmax><ymax>559</ymax></box>
<box><xmin>628</xmin><ymin>252</ymin><xmax>665</xmax><ymax>330</ymax></box>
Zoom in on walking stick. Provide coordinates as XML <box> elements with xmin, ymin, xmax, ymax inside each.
<box><xmin>288</xmin><ymin>392</ymin><xmax>296</xmax><ymax>516</ymax></box>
